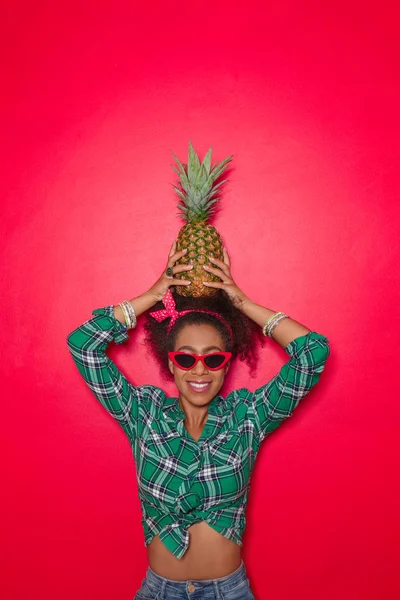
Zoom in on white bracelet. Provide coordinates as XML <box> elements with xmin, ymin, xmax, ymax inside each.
<box><xmin>119</xmin><ymin>302</ymin><xmax>131</xmax><ymax>328</ymax></box>
<box><xmin>262</xmin><ymin>312</ymin><xmax>289</xmax><ymax>338</ymax></box>
<box><xmin>119</xmin><ymin>300</ymin><xmax>137</xmax><ymax>329</ymax></box>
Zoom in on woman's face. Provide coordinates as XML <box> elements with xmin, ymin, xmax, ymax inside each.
<box><xmin>168</xmin><ymin>323</ymin><xmax>231</xmax><ymax>407</ymax></box>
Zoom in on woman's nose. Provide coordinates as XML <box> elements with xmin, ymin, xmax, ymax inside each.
<box><xmin>191</xmin><ymin>358</ymin><xmax>208</xmax><ymax>375</ymax></box>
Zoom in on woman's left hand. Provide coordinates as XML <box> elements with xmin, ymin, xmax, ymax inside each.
<box><xmin>202</xmin><ymin>248</ymin><xmax>249</xmax><ymax>311</ymax></box>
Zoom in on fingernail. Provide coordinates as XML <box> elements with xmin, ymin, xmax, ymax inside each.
<box><xmin>183</xmin><ymin>248</ymin><xmax>187</xmax><ymax>253</ymax></box>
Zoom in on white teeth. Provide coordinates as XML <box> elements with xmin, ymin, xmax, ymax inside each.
<box><xmin>189</xmin><ymin>382</ymin><xmax>209</xmax><ymax>389</ymax></box>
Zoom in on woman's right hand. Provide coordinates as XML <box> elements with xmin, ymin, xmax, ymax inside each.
<box><xmin>147</xmin><ymin>240</ymin><xmax>193</xmax><ymax>303</ymax></box>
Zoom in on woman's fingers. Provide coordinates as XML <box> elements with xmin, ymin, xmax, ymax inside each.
<box><xmin>167</xmin><ymin>248</ymin><xmax>187</xmax><ymax>266</ymax></box>
<box><xmin>171</xmin><ymin>279</ymin><xmax>191</xmax><ymax>286</ymax></box>
<box><xmin>170</xmin><ymin>264</ymin><xmax>193</xmax><ymax>275</ymax></box>
<box><xmin>202</xmin><ymin>281</ymin><xmax>223</xmax><ymax>289</ymax></box>
<box><xmin>165</xmin><ymin>245</ymin><xmax>233</xmax><ymax>291</ymax></box>
<box><xmin>208</xmin><ymin>255</ymin><xmax>231</xmax><ymax>278</ymax></box>
<box><xmin>223</xmin><ymin>247</ymin><xmax>231</xmax><ymax>267</ymax></box>
<box><xmin>168</xmin><ymin>240</ymin><xmax>177</xmax><ymax>257</ymax></box>
<box><xmin>203</xmin><ymin>263</ymin><xmax>231</xmax><ymax>282</ymax></box>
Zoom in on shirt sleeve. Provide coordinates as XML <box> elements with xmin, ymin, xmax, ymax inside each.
<box><xmin>66</xmin><ymin>305</ymin><xmax>140</xmax><ymax>441</ymax></box>
<box><xmin>252</xmin><ymin>331</ymin><xmax>331</xmax><ymax>443</ymax></box>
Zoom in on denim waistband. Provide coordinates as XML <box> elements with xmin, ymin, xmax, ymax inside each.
<box><xmin>144</xmin><ymin>560</ymin><xmax>248</xmax><ymax>595</ymax></box>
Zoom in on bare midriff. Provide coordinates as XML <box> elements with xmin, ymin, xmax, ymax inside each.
<box><xmin>147</xmin><ymin>424</ymin><xmax>242</xmax><ymax>580</ymax></box>
<box><xmin>148</xmin><ymin>521</ymin><xmax>242</xmax><ymax>580</ymax></box>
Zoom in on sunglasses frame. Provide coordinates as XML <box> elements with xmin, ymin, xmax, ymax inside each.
<box><xmin>168</xmin><ymin>351</ymin><xmax>232</xmax><ymax>371</ymax></box>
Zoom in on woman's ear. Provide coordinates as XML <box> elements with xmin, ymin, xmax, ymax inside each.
<box><xmin>224</xmin><ymin>361</ymin><xmax>231</xmax><ymax>376</ymax></box>
<box><xmin>168</xmin><ymin>357</ymin><xmax>174</xmax><ymax>376</ymax></box>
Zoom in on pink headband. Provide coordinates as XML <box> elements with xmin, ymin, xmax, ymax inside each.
<box><xmin>149</xmin><ymin>289</ymin><xmax>234</xmax><ymax>344</ymax></box>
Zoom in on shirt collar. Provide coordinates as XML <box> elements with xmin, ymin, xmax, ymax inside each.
<box><xmin>165</xmin><ymin>394</ymin><xmax>224</xmax><ymax>420</ymax></box>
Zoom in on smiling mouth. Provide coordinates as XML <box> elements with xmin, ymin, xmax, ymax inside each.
<box><xmin>187</xmin><ymin>381</ymin><xmax>212</xmax><ymax>392</ymax></box>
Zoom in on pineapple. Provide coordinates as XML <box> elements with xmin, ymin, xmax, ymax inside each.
<box><xmin>170</xmin><ymin>141</ymin><xmax>233</xmax><ymax>297</ymax></box>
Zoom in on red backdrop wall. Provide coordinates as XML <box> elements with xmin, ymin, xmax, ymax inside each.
<box><xmin>2</xmin><ymin>1</ymin><xmax>399</xmax><ymax>599</ymax></box>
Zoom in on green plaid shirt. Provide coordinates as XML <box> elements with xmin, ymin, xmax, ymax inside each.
<box><xmin>67</xmin><ymin>306</ymin><xmax>330</xmax><ymax>559</ymax></box>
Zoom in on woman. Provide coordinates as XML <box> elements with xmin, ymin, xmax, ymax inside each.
<box><xmin>67</xmin><ymin>241</ymin><xmax>330</xmax><ymax>599</ymax></box>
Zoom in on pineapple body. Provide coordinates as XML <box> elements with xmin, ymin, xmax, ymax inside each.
<box><xmin>175</xmin><ymin>222</ymin><xmax>224</xmax><ymax>297</ymax></box>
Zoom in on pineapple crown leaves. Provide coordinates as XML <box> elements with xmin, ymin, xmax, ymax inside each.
<box><xmin>170</xmin><ymin>140</ymin><xmax>233</xmax><ymax>222</ymax></box>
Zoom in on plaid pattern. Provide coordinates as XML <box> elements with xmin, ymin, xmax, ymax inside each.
<box><xmin>67</xmin><ymin>306</ymin><xmax>330</xmax><ymax>559</ymax></box>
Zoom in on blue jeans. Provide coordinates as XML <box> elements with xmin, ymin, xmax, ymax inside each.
<box><xmin>134</xmin><ymin>560</ymin><xmax>255</xmax><ymax>600</ymax></box>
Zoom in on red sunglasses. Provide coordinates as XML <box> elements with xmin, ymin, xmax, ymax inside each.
<box><xmin>168</xmin><ymin>352</ymin><xmax>232</xmax><ymax>371</ymax></box>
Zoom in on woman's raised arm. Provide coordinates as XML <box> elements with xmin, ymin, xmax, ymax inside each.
<box><xmin>251</xmin><ymin>331</ymin><xmax>330</xmax><ymax>443</ymax></box>
<box><xmin>67</xmin><ymin>305</ymin><xmax>141</xmax><ymax>440</ymax></box>
<box><xmin>202</xmin><ymin>248</ymin><xmax>330</xmax><ymax>443</ymax></box>
<box><xmin>66</xmin><ymin>242</ymin><xmax>194</xmax><ymax>440</ymax></box>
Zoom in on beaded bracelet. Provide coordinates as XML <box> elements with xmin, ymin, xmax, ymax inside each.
<box><xmin>122</xmin><ymin>300</ymin><xmax>137</xmax><ymax>329</ymax></box>
<box><xmin>118</xmin><ymin>300</ymin><xmax>137</xmax><ymax>329</ymax></box>
<box><xmin>127</xmin><ymin>301</ymin><xmax>137</xmax><ymax>328</ymax></box>
<box><xmin>262</xmin><ymin>311</ymin><xmax>289</xmax><ymax>338</ymax></box>
<box><xmin>119</xmin><ymin>302</ymin><xmax>130</xmax><ymax>328</ymax></box>
<box><xmin>262</xmin><ymin>311</ymin><xmax>284</xmax><ymax>336</ymax></box>
<box><xmin>119</xmin><ymin>301</ymin><xmax>135</xmax><ymax>329</ymax></box>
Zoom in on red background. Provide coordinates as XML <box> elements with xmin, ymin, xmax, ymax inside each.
<box><xmin>2</xmin><ymin>1</ymin><xmax>399</xmax><ymax>599</ymax></box>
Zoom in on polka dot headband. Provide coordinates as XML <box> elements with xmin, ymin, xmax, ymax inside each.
<box><xmin>149</xmin><ymin>289</ymin><xmax>234</xmax><ymax>344</ymax></box>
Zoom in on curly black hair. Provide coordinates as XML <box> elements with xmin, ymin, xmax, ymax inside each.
<box><xmin>143</xmin><ymin>288</ymin><xmax>265</xmax><ymax>381</ymax></box>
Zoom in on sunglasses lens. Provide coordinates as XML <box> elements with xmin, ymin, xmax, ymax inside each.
<box><xmin>174</xmin><ymin>354</ymin><xmax>196</xmax><ymax>369</ymax></box>
<box><xmin>204</xmin><ymin>354</ymin><xmax>226</xmax><ymax>369</ymax></box>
